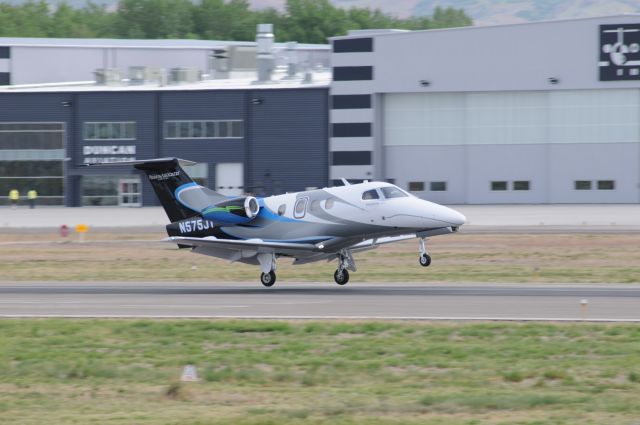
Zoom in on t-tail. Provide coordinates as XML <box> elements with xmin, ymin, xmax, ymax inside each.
<box><xmin>133</xmin><ymin>158</ymin><xmax>206</xmax><ymax>222</ymax></box>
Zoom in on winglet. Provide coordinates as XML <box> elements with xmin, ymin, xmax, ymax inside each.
<box><xmin>340</xmin><ymin>178</ymin><xmax>350</xmax><ymax>186</ymax></box>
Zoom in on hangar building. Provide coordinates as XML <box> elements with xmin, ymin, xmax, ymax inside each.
<box><xmin>0</xmin><ymin>77</ymin><xmax>329</xmax><ymax>206</ymax></box>
<box><xmin>329</xmin><ymin>14</ymin><xmax>640</xmax><ymax>204</ymax></box>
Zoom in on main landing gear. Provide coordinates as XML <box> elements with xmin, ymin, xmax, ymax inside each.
<box><xmin>419</xmin><ymin>238</ymin><xmax>432</xmax><ymax>267</ymax></box>
<box><xmin>257</xmin><ymin>253</ymin><xmax>277</xmax><ymax>287</ymax></box>
<box><xmin>334</xmin><ymin>249</ymin><xmax>356</xmax><ymax>285</ymax></box>
<box><xmin>260</xmin><ymin>270</ymin><xmax>276</xmax><ymax>287</ymax></box>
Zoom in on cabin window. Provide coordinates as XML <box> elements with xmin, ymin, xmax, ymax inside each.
<box><xmin>309</xmin><ymin>200</ymin><xmax>322</xmax><ymax>212</ymax></box>
<box><xmin>380</xmin><ymin>186</ymin><xmax>408</xmax><ymax>198</ymax></box>
<box><xmin>362</xmin><ymin>189</ymin><xmax>379</xmax><ymax>200</ymax></box>
<box><xmin>294</xmin><ymin>197</ymin><xmax>308</xmax><ymax>218</ymax></box>
<box><xmin>325</xmin><ymin>197</ymin><xmax>335</xmax><ymax>209</ymax></box>
<box><xmin>277</xmin><ymin>204</ymin><xmax>286</xmax><ymax>216</ymax></box>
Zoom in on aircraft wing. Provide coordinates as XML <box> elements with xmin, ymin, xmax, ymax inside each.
<box><xmin>167</xmin><ymin>236</ymin><xmax>320</xmax><ymax>262</ymax></box>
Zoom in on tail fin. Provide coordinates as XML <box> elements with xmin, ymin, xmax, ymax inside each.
<box><xmin>132</xmin><ymin>158</ymin><xmax>201</xmax><ymax>222</ymax></box>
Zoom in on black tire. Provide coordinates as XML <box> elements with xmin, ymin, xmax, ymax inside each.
<box><xmin>419</xmin><ymin>254</ymin><xmax>432</xmax><ymax>267</ymax></box>
<box><xmin>334</xmin><ymin>268</ymin><xmax>349</xmax><ymax>285</ymax></box>
<box><xmin>260</xmin><ymin>271</ymin><xmax>276</xmax><ymax>287</ymax></box>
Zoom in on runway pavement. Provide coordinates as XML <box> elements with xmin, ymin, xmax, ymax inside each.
<box><xmin>1</xmin><ymin>282</ymin><xmax>639</xmax><ymax>321</ymax></box>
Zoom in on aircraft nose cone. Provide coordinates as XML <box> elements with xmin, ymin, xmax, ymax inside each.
<box><xmin>447</xmin><ymin>209</ymin><xmax>466</xmax><ymax>227</ymax></box>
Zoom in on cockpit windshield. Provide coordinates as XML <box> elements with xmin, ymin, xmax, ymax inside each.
<box><xmin>380</xmin><ymin>186</ymin><xmax>409</xmax><ymax>199</ymax></box>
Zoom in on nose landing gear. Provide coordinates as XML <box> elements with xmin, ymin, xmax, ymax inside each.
<box><xmin>419</xmin><ymin>238</ymin><xmax>432</xmax><ymax>267</ymax></box>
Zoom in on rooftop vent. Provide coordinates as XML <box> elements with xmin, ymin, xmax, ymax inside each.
<box><xmin>94</xmin><ymin>68</ymin><xmax>122</xmax><ymax>86</ymax></box>
<box><xmin>255</xmin><ymin>23</ymin><xmax>274</xmax><ymax>83</ymax></box>
<box><xmin>170</xmin><ymin>68</ymin><xmax>202</xmax><ymax>84</ymax></box>
<box><xmin>128</xmin><ymin>66</ymin><xmax>165</xmax><ymax>85</ymax></box>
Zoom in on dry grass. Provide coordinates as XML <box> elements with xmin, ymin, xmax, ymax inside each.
<box><xmin>0</xmin><ymin>231</ymin><xmax>639</xmax><ymax>283</ymax></box>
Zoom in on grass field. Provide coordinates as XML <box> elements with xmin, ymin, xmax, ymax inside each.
<box><xmin>1</xmin><ymin>320</ymin><xmax>640</xmax><ymax>424</ymax></box>
<box><xmin>0</xmin><ymin>231</ymin><xmax>639</xmax><ymax>283</ymax></box>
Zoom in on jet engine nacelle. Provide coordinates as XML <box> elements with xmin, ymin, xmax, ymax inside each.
<box><xmin>201</xmin><ymin>196</ymin><xmax>260</xmax><ymax>224</ymax></box>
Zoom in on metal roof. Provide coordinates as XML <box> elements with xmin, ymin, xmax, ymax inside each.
<box><xmin>0</xmin><ymin>37</ymin><xmax>329</xmax><ymax>50</ymax></box>
<box><xmin>0</xmin><ymin>69</ymin><xmax>331</xmax><ymax>93</ymax></box>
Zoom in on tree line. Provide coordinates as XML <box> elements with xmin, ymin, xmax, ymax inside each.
<box><xmin>0</xmin><ymin>0</ymin><xmax>472</xmax><ymax>44</ymax></box>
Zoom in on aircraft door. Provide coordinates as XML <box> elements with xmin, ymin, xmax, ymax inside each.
<box><xmin>216</xmin><ymin>162</ymin><xmax>244</xmax><ymax>196</ymax></box>
<box><xmin>118</xmin><ymin>178</ymin><xmax>141</xmax><ymax>207</ymax></box>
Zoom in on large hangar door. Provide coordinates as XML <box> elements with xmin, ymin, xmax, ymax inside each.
<box><xmin>383</xmin><ymin>93</ymin><xmax>466</xmax><ymax>204</ymax></box>
<box><xmin>215</xmin><ymin>162</ymin><xmax>243</xmax><ymax>196</ymax></box>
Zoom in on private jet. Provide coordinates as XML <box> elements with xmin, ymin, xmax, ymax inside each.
<box><xmin>95</xmin><ymin>158</ymin><xmax>465</xmax><ymax>287</ymax></box>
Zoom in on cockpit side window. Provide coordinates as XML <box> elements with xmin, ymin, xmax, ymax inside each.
<box><xmin>381</xmin><ymin>186</ymin><xmax>409</xmax><ymax>199</ymax></box>
<box><xmin>362</xmin><ymin>189</ymin><xmax>380</xmax><ymax>200</ymax></box>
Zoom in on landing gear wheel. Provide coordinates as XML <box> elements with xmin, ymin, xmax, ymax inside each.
<box><xmin>334</xmin><ymin>269</ymin><xmax>350</xmax><ymax>285</ymax></box>
<box><xmin>260</xmin><ymin>271</ymin><xmax>276</xmax><ymax>287</ymax></box>
<box><xmin>419</xmin><ymin>254</ymin><xmax>432</xmax><ymax>267</ymax></box>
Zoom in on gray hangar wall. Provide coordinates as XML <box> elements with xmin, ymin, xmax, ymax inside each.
<box><xmin>329</xmin><ymin>15</ymin><xmax>640</xmax><ymax>204</ymax></box>
<box><xmin>0</xmin><ymin>87</ymin><xmax>328</xmax><ymax>207</ymax></box>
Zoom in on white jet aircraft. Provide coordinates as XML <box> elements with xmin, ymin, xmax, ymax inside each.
<box><xmin>97</xmin><ymin>158</ymin><xmax>465</xmax><ymax>287</ymax></box>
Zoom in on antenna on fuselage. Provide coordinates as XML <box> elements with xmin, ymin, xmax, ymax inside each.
<box><xmin>340</xmin><ymin>178</ymin><xmax>350</xmax><ymax>186</ymax></box>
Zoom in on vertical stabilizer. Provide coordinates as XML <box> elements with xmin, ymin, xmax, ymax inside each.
<box><xmin>132</xmin><ymin>158</ymin><xmax>201</xmax><ymax>222</ymax></box>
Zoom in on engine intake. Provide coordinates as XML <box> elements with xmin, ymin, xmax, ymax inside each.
<box><xmin>201</xmin><ymin>196</ymin><xmax>260</xmax><ymax>224</ymax></box>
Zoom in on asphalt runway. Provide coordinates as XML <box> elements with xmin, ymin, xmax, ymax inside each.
<box><xmin>1</xmin><ymin>282</ymin><xmax>639</xmax><ymax>321</ymax></box>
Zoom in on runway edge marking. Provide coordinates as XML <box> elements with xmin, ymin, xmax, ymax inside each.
<box><xmin>1</xmin><ymin>314</ymin><xmax>639</xmax><ymax>322</ymax></box>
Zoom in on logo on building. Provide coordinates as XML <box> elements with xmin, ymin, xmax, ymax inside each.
<box><xmin>599</xmin><ymin>24</ymin><xmax>640</xmax><ymax>81</ymax></box>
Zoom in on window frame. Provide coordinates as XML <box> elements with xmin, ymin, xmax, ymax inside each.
<box><xmin>574</xmin><ymin>180</ymin><xmax>592</xmax><ymax>191</ymax></box>
<box><xmin>83</xmin><ymin>121</ymin><xmax>136</xmax><ymax>141</ymax></box>
<box><xmin>293</xmin><ymin>197</ymin><xmax>308</xmax><ymax>219</ymax></box>
<box><xmin>429</xmin><ymin>181</ymin><xmax>447</xmax><ymax>192</ymax></box>
<box><xmin>361</xmin><ymin>189</ymin><xmax>380</xmax><ymax>200</ymax></box>
<box><xmin>597</xmin><ymin>180</ymin><xmax>615</xmax><ymax>191</ymax></box>
<box><xmin>164</xmin><ymin>120</ymin><xmax>244</xmax><ymax>140</ymax></box>
<box><xmin>491</xmin><ymin>181</ymin><xmax>508</xmax><ymax>191</ymax></box>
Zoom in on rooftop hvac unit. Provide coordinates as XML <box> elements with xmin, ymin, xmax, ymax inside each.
<box><xmin>170</xmin><ymin>68</ymin><xmax>202</xmax><ymax>84</ymax></box>
<box><xmin>94</xmin><ymin>68</ymin><xmax>122</xmax><ymax>86</ymax></box>
<box><xmin>128</xmin><ymin>66</ymin><xmax>165</xmax><ymax>85</ymax></box>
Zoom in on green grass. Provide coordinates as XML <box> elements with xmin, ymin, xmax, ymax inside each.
<box><xmin>1</xmin><ymin>320</ymin><xmax>640</xmax><ymax>424</ymax></box>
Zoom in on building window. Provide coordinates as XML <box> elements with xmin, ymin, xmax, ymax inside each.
<box><xmin>575</xmin><ymin>180</ymin><xmax>592</xmax><ymax>190</ymax></box>
<box><xmin>597</xmin><ymin>180</ymin><xmax>615</xmax><ymax>190</ymax></box>
<box><xmin>513</xmin><ymin>181</ymin><xmax>530</xmax><ymax>191</ymax></box>
<box><xmin>164</xmin><ymin>120</ymin><xmax>243</xmax><ymax>139</ymax></box>
<box><xmin>333</xmin><ymin>38</ymin><xmax>373</xmax><ymax>53</ymax></box>
<box><xmin>332</xmin><ymin>151</ymin><xmax>371</xmax><ymax>166</ymax></box>
<box><xmin>333</xmin><ymin>66</ymin><xmax>373</xmax><ymax>81</ymax></box>
<box><xmin>331</xmin><ymin>94</ymin><xmax>372</xmax><ymax>109</ymax></box>
<box><xmin>332</xmin><ymin>123</ymin><xmax>372</xmax><ymax>138</ymax></box>
<box><xmin>408</xmin><ymin>181</ymin><xmax>425</xmax><ymax>191</ymax></box>
<box><xmin>430</xmin><ymin>181</ymin><xmax>447</xmax><ymax>191</ymax></box>
<box><xmin>84</xmin><ymin>122</ymin><xmax>135</xmax><ymax>140</ymax></box>
<box><xmin>491</xmin><ymin>181</ymin><xmax>508</xmax><ymax>191</ymax></box>
<box><xmin>0</xmin><ymin>122</ymin><xmax>65</xmax><ymax>206</ymax></box>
